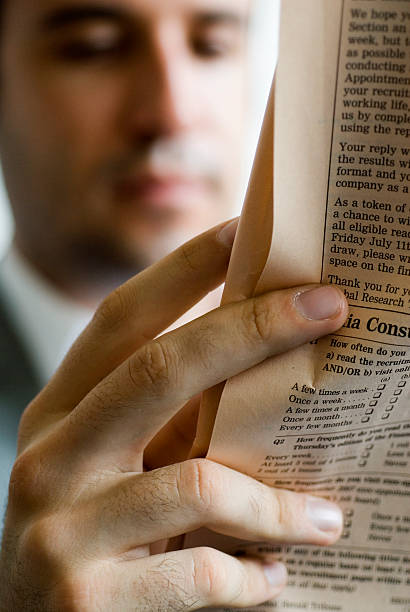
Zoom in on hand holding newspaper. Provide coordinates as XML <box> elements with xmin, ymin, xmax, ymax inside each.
<box><xmin>188</xmin><ymin>1</ymin><xmax>410</xmax><ymax>610</ymax></box>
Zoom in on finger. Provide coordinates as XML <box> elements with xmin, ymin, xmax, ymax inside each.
<box><xmin>20</xmin><ymin>219</ymin><xmax>238</xmax><ymax>442</ymax></box>
<box><xmin>64</xmin><ymin>285</ymin><xmax>348</xmax><ymax>463</ymax></box>
<box><xmin>108</xmin><ymin>548</ymin><xmax>287</xmax><ymax>611</ymax></box>
<box><xmin>78</xmin><ymin>459</ymin><xmax>343</xmax><ymax>557</ymax></box>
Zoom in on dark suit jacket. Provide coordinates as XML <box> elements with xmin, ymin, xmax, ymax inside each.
<box><xmin>0</xmin><ymin>294</ymin><xmax>40</xmax><ymax>520</ymax></box>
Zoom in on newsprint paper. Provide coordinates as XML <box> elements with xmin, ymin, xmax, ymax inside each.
<box><xmin>187</xmin><ymin>1</ymin><xmax>410</xmax><ymax>610</ymax></box>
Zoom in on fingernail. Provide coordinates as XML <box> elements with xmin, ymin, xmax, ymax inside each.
<box><xmin>217</xmin><ymin>218</ymin><xmax>239</xmax><ymax>247</ymax></box>
<box><xmin>306</xmin><ymin>497</ymin><xmax>343</xmax><ymax>533</ymax></box>
<box><xmin>263</xmin><ymin>562</ymin><xmax>288</xmax><ymax>587</ymax></box>
<box><xmin>295</xmin><ymin>287</ymin><xmax>344</xmax><ymax>321</ymax></box>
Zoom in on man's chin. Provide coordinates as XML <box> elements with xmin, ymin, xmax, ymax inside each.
<box><xmin>120</xmin><ymin>226</ymin><xmax>201</xmax><ymax>267</ymax></box>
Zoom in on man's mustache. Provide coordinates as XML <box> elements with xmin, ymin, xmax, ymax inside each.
<box><xmin>103</xmin><ymin>138</ymin><xmax>223</xmax><ymax>182</ymax></box>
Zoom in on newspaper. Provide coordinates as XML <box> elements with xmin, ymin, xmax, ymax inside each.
<box><xmin>187</xmin><ymin>1</ymin><xmax>410</xmax><ymax>610</ymax></box>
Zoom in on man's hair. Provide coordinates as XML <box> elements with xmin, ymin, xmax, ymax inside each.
<box><xmin>0</xmin><ymin>2</ymin><xmax>5</xmax><ymax>34</ymax></box>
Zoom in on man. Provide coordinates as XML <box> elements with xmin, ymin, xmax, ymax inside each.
<box><xmin>0</xmin><ymin>0</ymin><xmax>251</xmax><ymax>505</ymax></box>
<box><xmin>0</xmin><ymin>0</ymin><xmax>348</xmax><ymax>609</ymax></box>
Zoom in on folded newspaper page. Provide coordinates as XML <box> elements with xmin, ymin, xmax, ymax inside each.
<box><xmin>188</xmin><ymin>0</ymin><xmax>410</xmax><ymax>610</ymax></box>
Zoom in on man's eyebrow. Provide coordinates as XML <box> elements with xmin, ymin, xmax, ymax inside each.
<box><xmin>39</xmin><ymin>4</ymin><xmax>128</xmax><ymax>30</ymax></box>
<box><xmin>195</xmin><ymin>11</ymin><xmax>250</xmax><ymax>29</ymax></box>
<box><xmin>38</xmin><ymin>5</ymin><xmax>249</xmax><ymax>33</ymax></box>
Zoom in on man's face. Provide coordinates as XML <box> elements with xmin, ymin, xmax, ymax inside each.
<box><xmin>0</xmin><ymin>0</ymin><xmax>249</xmax><ymax>273</ymax></box>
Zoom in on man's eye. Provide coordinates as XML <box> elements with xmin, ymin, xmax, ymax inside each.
<box><xmin>192</xmin><ymin>36</ymin><xmax>236</xmax><ymax>59</ymax></box>
<box><xmin>56</xmin><ymin>37</ymin><xmax>130</xmax><ymax>62</ymax></box>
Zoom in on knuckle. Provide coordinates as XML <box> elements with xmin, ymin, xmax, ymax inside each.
<box><xmin>247</xmin><ymin>480</ymin><xmax>285</xmax><ymax>536</ymax></box>
<box><xmin>129</xmin><ymin>340</ymin><xmax>179</xmax><ymax>396</ymax></box>
<box><xmin>247</xmin><ymin>488</ymin><xmax>267</xmax><ymax>531</ymax></box>
<box><xmin>178</xmin><ymin>240</ymin><xmax>202</xmax><ymax>276</ymax></box>
<box><xmin>246</xmin><ymin>297</ymin><xmax>276</xmax><ymax>344</ymax></box>
<box><xmin>191</xmin><ymin>547</ymin><xmax>230</xmax><ymax>602</ymax></box>
<box><xmin>93</xmin><ymin>287</ymin><xmax>130</xmax><ymax>333</ymax></box>
<box><xmin>22</xmin><ymin>517</ymin><xmax>64</xmax><ymax>572</ymax></box>
<box><xmin>271</xmin><ymin>489</ymin><xmax>295</xmax><ymax>536</ymax></box>
<box><xmin>191</xmin><ymin>320</ymin><xmax>220</xmax><ymax>372</ymax></box>
<box><xmin>180</xmin><ymin>459</ymin><xmax>222</xmax><ymax>513</ymax></box>
<box><xmin>8</xmin><ymin>450</ymin><xmax>49</xmax><ymax>512</ymax></box>
<box><xmin>20</xmin><ymin>518</ymin><xmax>101</xmax><ymax>611</ymax></box>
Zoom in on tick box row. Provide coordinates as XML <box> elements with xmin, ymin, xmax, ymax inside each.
<box><xmin>361</xmin><ymin>405</ymin><xmax>396</xmax><ymax>423</ymax></box>
<box><xmin>376</xmin><ymin>381</ymin><xmax>406</xmax><ymax>392</ymax></box>
<box><xmin>369</xmin><ymin>391</ymin><xmax>403</xmax><ymax>407</ymax></box>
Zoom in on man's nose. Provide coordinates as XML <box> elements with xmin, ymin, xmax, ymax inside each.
<box><xmin>125</xmin><ymin>30</ymin><xmax>199</xmax><ymax>140</ymax></box>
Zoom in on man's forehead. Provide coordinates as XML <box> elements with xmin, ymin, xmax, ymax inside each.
<box><xmin>7</xmin><ymin>0</ymin><xmax>251</xmax><ymax>23</ymax></box>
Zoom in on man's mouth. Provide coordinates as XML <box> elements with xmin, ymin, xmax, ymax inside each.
<box><xmin>113</xmin><ymin>172</ymin><xmax>209</xmax><ymax>212</ymax></box>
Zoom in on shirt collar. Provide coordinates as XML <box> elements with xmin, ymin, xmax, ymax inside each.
<box><xmin>0</xmin><ymin>247</ymin><xmax>93</xmax><ymax>386</ymax></box>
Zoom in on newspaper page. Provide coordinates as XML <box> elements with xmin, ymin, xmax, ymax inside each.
<box><xmin>187</xmin><ymin>1</ymin><xmax>410</xmax><ymax>610</ymax></box>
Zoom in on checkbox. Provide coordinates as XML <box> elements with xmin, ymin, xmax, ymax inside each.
<box><xmin>373</xmin><ymin>392</ymin><xmax>382</xmax><ymax>399</ymax></box>
<box><xmin>344</xmin><ymin>520</ymin><xmax>352</xmax><ymax>528</ymax></box>
<box><xmin>377</xmin><ymin>384</ymin><xmax>386</xmax><ymax>391</ymax></box>
<box><xmin>361</xmin><ymin>417</ymin><xmax>370</xmax><ymax>423</ymax></box>
<box><xmin>361</xmin><ymin>452</ymin><xmax>370</xmax><ymax>458</ymax></box>
<box><xmin>390</xmin><ymin>397</ymin><xmax>398</xmax><ymax>404</ymax></box>
<box><xmin>385</xmin><ymin>406</ymin><xmax>394</xmax><ymax>412</ymax></box>
<box><xmin>346</xmin><ymin>509</ymin><xmax>354</xmax><ymax>517</ymax></box>
<box><xmin>381</xmin><ymin>413</ymin><xmax>390</xmax><ymax>420</ymax></box>
<box><xmin>342</xmin><ymin>531</ymin><xmax>351</xmax><ymax>539</ymax></box>
<box><xmin>398</xmin><ymin>381</ymin><xmax>406</xmax><ymax>388</ymax></box>
<box><xmin>365</xmin><ymin>408</ymin><xmax>374</xmax><ymax>415</ymax></box>
<box><xmin>366</xmin><ymin>444</ymin><xmax>374</xmax><ymax>450</ymax></box>
<box><xmin>369</xmin><ymin>400</ymin><xmax>378</xmax><ymax>407</ymax></box>
<box><xmin>359</xmin><ymin>460</ymin><xmax>367</xmax><ymax>466</ymax></box>
<box><xmin>394</xmin><ymin>389</ymin><xmax>402</xmax><ymax>396</ymax></box>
